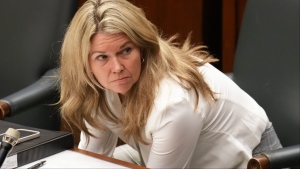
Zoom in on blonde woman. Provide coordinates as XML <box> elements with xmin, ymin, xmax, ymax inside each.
<box><xmin>58</xmin><ymin>0</ymin><xmax>282</xmax><ymax>168</ymax></box>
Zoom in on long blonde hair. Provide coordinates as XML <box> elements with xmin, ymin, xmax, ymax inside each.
<box><xmin>58</xmin><ymin>0</ymin><xmax>217</xmax><ymax>144</ymax></box>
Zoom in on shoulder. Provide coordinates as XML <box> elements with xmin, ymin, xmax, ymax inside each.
<box><xmin>146</xmin><ymin>77</ymin><xmax>203</xmax><ymax>125</ymax></box>
<box><xmin>155</xmin><ymin>77</ymin><xmax>191</xmax><ymax>108</ymax></box>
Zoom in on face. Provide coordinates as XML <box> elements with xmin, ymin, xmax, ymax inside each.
<box><xmin>89</xmin><ymin>32</ymin><xmax>142</xmax><ymax>96</ymax></box>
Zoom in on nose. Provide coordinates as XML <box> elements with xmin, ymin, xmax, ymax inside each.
<box><xmin>111</xmin><ymin>57</ymin><xmax>124</xmax><ymax>73</ymax></box>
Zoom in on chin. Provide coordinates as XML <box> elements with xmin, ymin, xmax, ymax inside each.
<box><xmin>111</xmin><ymin>89</ymin><xmax>129</xmax><ymax>95</ymax></box>
<box><xmin>109</xmin><ymin>83</ymin><xmax>134</xmax><ymax>95</ymax></box>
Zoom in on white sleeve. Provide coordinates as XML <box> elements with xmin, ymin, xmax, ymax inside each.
<box><xmin>146</xmin><ymin>97</ymin><xmax>204</xmax><ymax>168</ymax></box>
<box><xmin>78</xmin><ymin>121</ymin><xmax>118</xmax><ymax>157</ymax></box>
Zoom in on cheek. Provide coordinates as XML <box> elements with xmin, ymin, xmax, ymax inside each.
<box><xmin>130</xmin><ymin>58</ymin><xmax>142</xmax><ymax>81</ymax></box>
<box><xmin>89</xmin><ymin>62</ymin><xmax>107</xmax><ymax>86</ymax></box>
<box><xmin>93</xmin><ymin>71</ymin><xmax>109</xmax><ymax>88</ymax></box>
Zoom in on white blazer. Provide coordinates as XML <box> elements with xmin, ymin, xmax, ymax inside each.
<box><xmin>78</xmin><ymin>63</ymin><xmax>271</xmax><ymax>168</ymax></box>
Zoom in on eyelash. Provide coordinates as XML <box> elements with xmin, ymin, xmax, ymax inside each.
<box><xmin>97</xmin><ymin>55</ymin><xmax>107</xmax><ymax>60</ymax></box>
<box><xmin>122</xmin><ymin>47</ymin><xmax>132</xmax><ymax>55</ymax></box>
<box><xmin>96</xmin><ymin>47</ymin><xmax>132</xmax><ymax>60</ymax></box>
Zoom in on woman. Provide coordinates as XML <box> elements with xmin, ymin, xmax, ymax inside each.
<box><xmin>58</xmin><ymin>0</ymin><xmax>282</xmax><ymax>168</ymax></box>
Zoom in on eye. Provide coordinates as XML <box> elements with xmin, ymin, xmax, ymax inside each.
<box><xmin>96</xmin><ymin>55</ymin><xmax>108</xmax><ymax>60</ymax></box>
<box><xmin>122</xmin><ymin>47</ymin><xmax>132</xmax><ymax>55</ymax></box>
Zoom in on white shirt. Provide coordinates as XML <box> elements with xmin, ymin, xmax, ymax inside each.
<box><xmin>78</xmin><ymin>63</ymin><xmax>271</xmax><ymax>168</ymax></box>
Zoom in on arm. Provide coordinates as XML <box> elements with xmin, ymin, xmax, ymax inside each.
<box><xmin>0</xmin><ymin>69</ymin><xmax>58</xmax><ymax>119</ymax></box>
<box><xmin>146</xmin><ymin>97</ymin><xmax>204</xmax><ymax>168</ymax></box>
<box><xmin>78</xmin><ymin>121</ymin><xmax>119</xmax><ymax>157</ymax></box>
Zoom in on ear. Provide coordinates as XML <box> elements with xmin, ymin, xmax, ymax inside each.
<box><xmin>140</xmin><ymin>49</ymin><xmax>146</xmax><ymax>63</ymax></box>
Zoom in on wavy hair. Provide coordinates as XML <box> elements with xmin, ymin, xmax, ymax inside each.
<box><xmin>58</xmin><ymin>0</ymin><xmax>218</xmax><ymax>144</ymax></box>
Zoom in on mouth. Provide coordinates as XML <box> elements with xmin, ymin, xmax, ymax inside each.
<box><xmin>110</xmin><ymin>77</ymin><xmax>130</xmax><ymax>83</ymax></box>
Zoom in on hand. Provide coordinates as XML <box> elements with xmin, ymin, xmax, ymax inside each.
<box><xmin>0</xmin><ymin>101</ymin><xmax>10</xmax><ymax>120</ymax></box>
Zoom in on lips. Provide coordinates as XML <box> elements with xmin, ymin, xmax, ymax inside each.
<box><xmin>110</xmin><ymin>77</ymin><xmax>130</xmax><ymax>84</ymax></box>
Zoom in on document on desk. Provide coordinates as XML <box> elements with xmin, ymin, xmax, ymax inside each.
<box><xmin>17</xmin><ymin>150</ymin><xmax>130</xmax><ymax>168</ymax></box>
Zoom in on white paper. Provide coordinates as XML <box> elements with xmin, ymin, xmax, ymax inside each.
<box><xmin>17</xmin><ymin>150</ymin><xmax>130</xmax><ymax>168</ymax></box>
<box><xmin>1</xmin><ymin>154</ymin><xmax>18</xmax><ymax>169</ymax></box>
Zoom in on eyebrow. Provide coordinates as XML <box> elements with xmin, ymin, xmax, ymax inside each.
<box><xmin>120</xmin><ymin>41</ymin><xmax>133</xmax><ymax>49</ymax></box>
<box><xmin>90</xmin><ymin>40</ymin><xmax>133</xmax><ymax>56</ymax></box>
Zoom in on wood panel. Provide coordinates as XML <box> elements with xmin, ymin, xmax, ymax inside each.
<box><xmin>128</xmin><ymin>0</ymin><xmax>203</xmax><ymax>45</ymax></box>
<box><xmin>222</xmin><ymin>0</ymin><xmax>247</xmax><ymax>72</ymax></box>
<box><xmin>78</xmin><ymin>0</ymin><xmax>86</xmax><ymax>7</ymax></box>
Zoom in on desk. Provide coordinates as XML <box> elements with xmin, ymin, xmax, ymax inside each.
<box><xmin>71</xmin><ymin>147</ymin><xmax>148</xmax><ymax>169</ymax></box>
<box><xmin>18</xmin><ymin>147</ymin><xmax>148</xmax><ymax>169</ymax></box>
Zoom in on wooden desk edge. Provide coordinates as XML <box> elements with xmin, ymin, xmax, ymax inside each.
<box><xmin>71</xmin><ymin>147</ymin><xmax>148</xmax><ymax>169</ymax></box>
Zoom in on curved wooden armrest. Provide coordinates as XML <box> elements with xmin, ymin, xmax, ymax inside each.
<box><xmin>0</xmin><ymin>101</ymin><xmax>10</xmax><ymax>120</ymax></box>
<box><xmin>247</xmin><ymin>154</ymin><xmax>270</xmax><ymax>169</ymax></box>
<box><xmin>248</xmin><ymin>145</ymin><xmax>300</xmax><ymax>169</ymax></box>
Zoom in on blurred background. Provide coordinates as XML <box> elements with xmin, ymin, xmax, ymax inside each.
<box><xmin>78</xmin><ymin>0</ymin><xmax>247</xmax><ymax>73</ymax></box>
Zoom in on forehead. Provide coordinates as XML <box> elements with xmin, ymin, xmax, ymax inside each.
<box><xmin>90</xmin><ymin>32</ymin><xmax>132</xmax><ymax>54</ymax></box>
<box><xmin>91</xmin><ymin>32</ymin><xmax>130</xmax><ymax>45</ymax></box>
